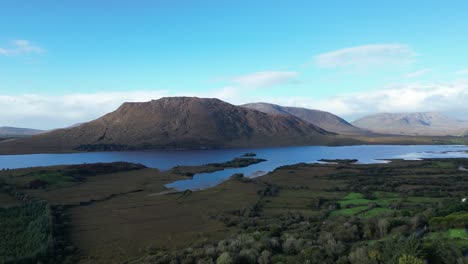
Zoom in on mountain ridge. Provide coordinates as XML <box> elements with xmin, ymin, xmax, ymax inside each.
<box><xmin>241</xmin><ymin>102</ymin><xmax>366</xmax><ymax>135</ymax></box>
<box><xmin>0</xmin><ymin>97</ymin><xmax>346</xmax><ymax>154</ymax></box>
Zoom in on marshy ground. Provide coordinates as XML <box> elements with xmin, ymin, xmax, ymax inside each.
<box><xmin>1</xmin><ymin>157</ymin><xmax>468</xmax><ymax>263</ymax></box>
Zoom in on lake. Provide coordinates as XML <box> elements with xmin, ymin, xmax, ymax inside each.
<box><xmin>1</xmin><ymin>145</ymin><xmax>468</xmax><ymax>190</ymax></box>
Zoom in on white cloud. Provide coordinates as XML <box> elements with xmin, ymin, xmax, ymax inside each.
<box><xmin>2</xmin><ymin>81</ymin><xmax>468</xmax><ymax>130</ymax></box>
<box><xmin>402</xmin><ymin>69</ymin><xmax>432</xmax><ymax>78</ymax></box>
<box><xmin>219</xmin><ymin>83</ymin><xmax>455</xmax><ymax>120</ymax></box>
<box><xmin>231</xmin><ymin>71</ymin><xmax>299</xmax><ymax>88</ymax></box>
<box><xmin>212</xmin><ymin>81</ymin><xmax>468</xmax><ymax>121</ymax></box>
<box><xmin>314</xmin><ymin>44</ymin><xmax>416</xmax><ymax>69</ymax></box>
<box><xmin>0</xmin><ymin>91</ymin><xmax>169</xmax><ymax>129</ymax></box>
<box><xmin>455</xmin><ymin>69</ymin><xmax>468</xmax><ymax>75</ymax></box>
<box><xmin>0</xmin><ymin>39</ymin><xmax>44</xmax><ymax>56</ymax></box>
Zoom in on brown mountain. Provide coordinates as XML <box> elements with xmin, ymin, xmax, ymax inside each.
<box><xmin>0</xmin><ymin>97</ymin><xmax>342</xmax><ymax>154</ymax></box>
<box><xmin>352</xmin><ymin>112</ymin><xmax>468</xmax><ymax>136</ymax></box>
<box><xmin>241</xmin><ymin>103</ymin><xmax>366</xmax><ymax>135</ymax></box>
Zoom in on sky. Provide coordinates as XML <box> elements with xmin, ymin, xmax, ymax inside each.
<box><xmin>1</xmin><ymin>0</ymin><xmax>468</xmax><ymax>129</ymax></box>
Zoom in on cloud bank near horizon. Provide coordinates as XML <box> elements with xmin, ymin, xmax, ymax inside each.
<box><xmin>1</xmin><ymin>80</ymin><xmax>468</xmax><ymax>130</ymax></box>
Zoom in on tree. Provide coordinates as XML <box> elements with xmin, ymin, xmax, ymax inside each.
<box><xmin>348</xmin><ymin>247</ymin><xmax>371</xmax><ymax>264</ymax></box>
<box><xmin>258</xmin><ymin>250</ymin><xmax>271</xmax><ymax>264</ymax></box>
<box><xmin>427</xmin><ymin>239</ymin><xmax>462</xmax><ymax>264</ymax></box>
<box><xmin>381</xmin><ymin>236</ymin><xmax>422</xmax><ymax>264</ymax></box>
<box><xmin>377</xmin><ymin>218</ymin><xmax>389</xmax><ymax>238</ymax></box>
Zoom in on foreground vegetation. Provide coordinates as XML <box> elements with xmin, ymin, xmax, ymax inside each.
<box><xmin>0</xmin><ymin>157</ymin><xmax>468</xmax><ymax>263</ymax></box>
<box><xmin>0</xmin><ymin>183</ymin><xmax>72</xmax><ymax>264</ymax></box>
<box><xmin>135</xmin><ymin>159</ymin><xmax>468</xmax><ymax>264</ymax></box>
<box><xmin>0</xmin><ymin>200</ymin><xmax>52</xmax><ymax>263</ymax></box>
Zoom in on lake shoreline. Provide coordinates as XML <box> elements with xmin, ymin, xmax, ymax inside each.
<box><xmin>0</xmin><ymin>133</ymin><xmax>466</xmax><ymax>156</ymax></box>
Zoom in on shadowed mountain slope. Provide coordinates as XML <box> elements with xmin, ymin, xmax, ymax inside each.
<box><xmin>241</xmin><ymin>102</ymin><xmax>366</xmax><ymax>135</ymax></box>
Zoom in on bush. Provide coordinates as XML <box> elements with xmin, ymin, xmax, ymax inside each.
<box><xmin>258</xmin><ymin>250</ymin><xmax>271</xmax><ymax>264</ymax></box>
<box><xmin>237</xmin><ymin>248</ymin><xmax>258</xmax><ymax>264</ymax></box>
<box><xmin>348</xmin><ymin>247</ymin><xmax>371</xmax><ymax>264</ymax></box>
<box><xmin>398</xmin><ymin>255</ymin><xmax>424</xmax><ymax>264</ymax></box>
<box><xmin>216</xmin><ymin>252</ymin><xmax>233</xmax><ymax>264</ymax></box>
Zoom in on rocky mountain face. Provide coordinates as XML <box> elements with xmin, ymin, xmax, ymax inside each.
<box><xmin>352</xmin><ymin>112</ymin><xmax>468</xmax><ymax>136</ymax></box>
<box><xmin>241</xmin><ymin>103</ymin><xmax>366</xmax><ymax>135</ymax></box>
<box><xmin>0</xmin><ymin>97</ymin><xmax>340</xmax><ymax>154</ymax></box>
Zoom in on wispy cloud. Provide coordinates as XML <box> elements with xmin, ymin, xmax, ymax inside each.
<box><xmin>402</xmin><ymin>69</ymin><xmax>432</xmax><ymax>78</ymax></box>
<box><xmin>0</xmin><ymin>39</ymin><xmax>44</xmax><ymax>56</ymax></box>
<box><xmin>314</xmin><ymin>44</ymin><xmax>416</xmax><ymax>69</ymax></box>
<box><xmin>230</xmin><ymin>71</ymin><xmax>299</xmax><ymax>88</ymax></box>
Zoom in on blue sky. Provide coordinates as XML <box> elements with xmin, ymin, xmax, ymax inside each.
<box><xmin>1</xmin><ymin>1</ymin><xmax>468</xmax><ymax>129</ymax></box>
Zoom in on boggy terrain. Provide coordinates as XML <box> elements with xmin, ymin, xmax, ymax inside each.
<box><xmin>1</xmin><ymin>156</ymin><xmax>468</xmax><ymax>263</ymax></box>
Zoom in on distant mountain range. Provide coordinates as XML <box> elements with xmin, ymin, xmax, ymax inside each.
<box><xmin>1</xmin><ymin>97</ymin><xmax>466</xmax><ymax>154</ymax></box>
<box><xmin>0</xmin><ymin>127</ymin><xmax>44</xmax><ymax>138</ymax></box>
<box><xmin>352</xmin><ymin>112</ymin><xmax>468</xmax><ymax>136</ymax></box>
<box><xmin>241</xmin><ymin>102</ymin><xmax>366</xmax><ymax>135</ymax></box>
<box><xmin>0</xmin><ymin>97</ymin><xmax>350</xmax><ymax>154</ymax></box>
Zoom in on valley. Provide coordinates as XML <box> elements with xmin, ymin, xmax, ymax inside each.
<box><xmin>1</xmin><ymin>157</ymin><xmax>468</xmax><ymax>263</ymax></box>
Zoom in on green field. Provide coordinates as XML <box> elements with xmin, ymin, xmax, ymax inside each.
<box><xmin>449</xmin><ymin>229</ymin><xmax>468</xmax><ymax>239</ymax></box>
<box><xmin>331</xmin><ymin>205</ymin><xmax>369</xmax><ymax>216</ymax></box>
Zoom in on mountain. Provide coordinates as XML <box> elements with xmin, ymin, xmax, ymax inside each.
<box><xmin>241</xmin><ymin>103</ymin><xmax>365</xmax><ymax>135</ymax></box>
<box><xmin>0</xmin><ymin>127</ymin><xmax>44</xmax><ymax>137</ymax></box>
<box><xmin>351</xmin><ymin>112</ymin><xmax>468</xmax><ymax>136</ymax></box>
<box><xmin>462</xmin><ymin>130</ymin><xmax>468</xmax><ymax>137</ymax></box>
<box><xmin>0</xmin><ymin>97</ymin><xmax>342</xmax><ymax>154</ymax></box>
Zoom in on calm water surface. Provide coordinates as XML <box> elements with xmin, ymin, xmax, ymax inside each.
<box><xmin>1</xmin><ymin>145</ymin><xmax>467</xmax><ymax>190</ymax></box>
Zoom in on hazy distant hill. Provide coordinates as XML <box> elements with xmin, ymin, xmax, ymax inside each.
<box><xmin>241</xmin><ymin>102</ymin><xmax>365</xmax><ymax>135</ymax></box>
<box><xmin>0</xmin><ymin>97</ymin><xmax>342</xmax><ymax>154</ymax></box>
<box><xmin>352</xmin><ymin>112</ymin><xmax>468</xmax><ymax>136</ymax></box>
<box><xmin>0</xmin><ymin>127</ymin><xmax>44</xmax><ymax>137</ymax></box>
<box><xmin>462</xmin><ymin>130</ymin><xmax>468</xmax><ymax>137</ymax></box>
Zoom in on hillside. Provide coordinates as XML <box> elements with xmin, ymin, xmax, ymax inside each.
<box><xmin>0</xmin><ymin>127</ymin><xmax>44</xmax><ymax>137</ymax></box>
<box><xmin>352</xmin><ymin>112</ymin><xmax>468</xmax><ymax>136</ymax></box>
<box><xmin>241</xmin><ymin>102</ymin><xmax>366</xmax><ymax>135</ymax></box>
<box><xmin>0</xmin><ymin>97</ymin><xmax>342</xmax><ymax>154</ymax></box>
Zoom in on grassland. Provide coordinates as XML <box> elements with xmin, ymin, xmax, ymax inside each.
<box><xmin>1</xmin><ymin>158</ymin><xmax>468</xmax><ymax>263</ymax></box>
